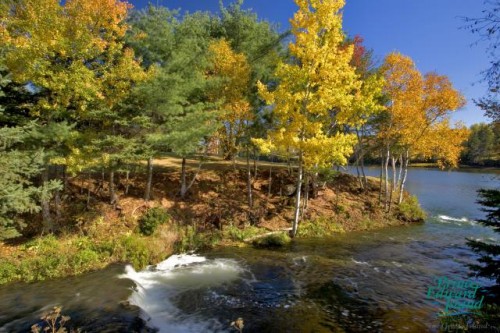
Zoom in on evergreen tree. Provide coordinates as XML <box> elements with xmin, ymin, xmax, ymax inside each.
<box><xmin>128</xmin><ymin>7</ymin><xmax>218</xmax><ymax>199</ymax></box>
<box><xmin>468</xmin><ymin>189</ymin><xmax>500</xmax><ymax>301</ymax></box>
<box><xmin>0</xmin><ymin>124</ymin><xmax>61</xmax><ymax>235</ymax></box>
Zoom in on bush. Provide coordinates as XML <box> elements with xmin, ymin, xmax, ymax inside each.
<box><xmin>138</xmin><ymin>207</ymin><xmax>170</xmax><ymax>236</ymax></box>
<box><xmin>317</xmin><ymin>167</ymin><xmax>339</xmax><ymax>184</ymax></box>
<box><xmin>117</xmin><ymin>234</ymin><xmax>151</xmax><ymax>269</ymax></box>
<box><xmin>252</xmin><ymin>233</ymin><xmax>291</xmax><ymax>248</ymax></box>
<box><xmin>397</xmin><ymin>195</ymin><xmax>426</xmax><ymax>222</ymax></box>
<box><xmin>176</xmin><ymin>225</ymin><xmax>221</xmax><ymax>252</ymax></box>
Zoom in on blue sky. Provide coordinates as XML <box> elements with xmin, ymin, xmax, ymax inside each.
<box><xmin>130</xmin><ymin>0</ymin><xmax>491</xmax><ymax>126</ymax></box>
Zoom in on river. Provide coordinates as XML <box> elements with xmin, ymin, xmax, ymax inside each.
<box><xmin>0</xmin><ymin>168</ymin><xmax>498</xmax><ymax>332</ymax></box>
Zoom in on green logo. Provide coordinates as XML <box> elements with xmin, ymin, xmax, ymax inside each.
<box><xmin>426</xmin><ymin>276</ymin><xmax>484</xmax><ymax>316</ymax></box>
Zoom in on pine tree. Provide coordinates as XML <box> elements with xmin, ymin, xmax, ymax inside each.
<box><xmin>0</xmin><ymin>124</ymin><xmax>61</xmax><ymax>235</ymax></box>
<box><xmin>129</xmin><ymin>7</ymin><xmax>218</xmax><ymax>199</ymax></box>
<box><xmin>468</xmin><ymin>189</ymin><xmax>500</xmax><ymax>301</ymax></box>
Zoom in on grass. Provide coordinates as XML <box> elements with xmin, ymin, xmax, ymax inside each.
<box><xmin>0</xmin><ymin>216</ymin><xmax>177</xmax><ymax>285</ymax></box>
<box><xmin>298</xmin><ymin>217</ymin><xmax>346</xmax><ymax>237</ymax></box>
<box><xmin>224</xmin><ymin>225</ymin><xmax>264</xmax><ymax>242</ymax></box>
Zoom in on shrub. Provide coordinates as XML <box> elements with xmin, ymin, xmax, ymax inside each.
<box><xmin>0</xmin><ymin>261</ymin><xmax>18</xmax><ymax>285</ymax></box>
<box><xmin>397</xmin><ymin>195</ymin><xmax>426</xmax><ymax>222</ymax></box>
<box><xmin>138</xmin><ymin>207</ymin><xmax>170</xmax><ymax>236</ymax></box>
<box><xmin>176</xmin><ymin>225</ymin><xmax>221</xmax><ymax>252</ymax></box>
<box><xmin>252</xmin><ymin>233</ymin><xmax>291</xmax><ymax>248</ymax></box>
<box><xmin>317</xmin><ymin>167</ymin><xmax>339</xmax><ymax>184</ymax></box>
<box><xmin>117</xmin><ymin>234</ymin><xmax>150</xmax><ymax>269</ymax></box>
<box><xmin>70</xmin><ymin>249</ymin><xmax>100</xmax><ymax>274</ymax></box>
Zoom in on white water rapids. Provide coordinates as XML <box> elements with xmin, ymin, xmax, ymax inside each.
<box><xmin>120</xmin><ymin>254</ymin><xmax>245</xmax><ymax>332</ymax></box>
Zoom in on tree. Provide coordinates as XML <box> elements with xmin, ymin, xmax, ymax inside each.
<box><xmin>207</xmin><ymin>38</ymin><xmax>253</xmax><ymax>161</ymax></box>
<box><xmin>462</xmin><ymin>123</ymin><xmax>498</xmax><ymax>165</ymax></box>
<box><xmin>129</xmin><ymin>7</ymin><xmax>218</xmax><ymax>199</ymax></box>
<box><xmin>379</xmin><ymin>53</ymin><xmax>467</xmax><ymax>206</ymax></box>
<box><xmin>0</xmin><ymin>124</ymin><xmax>61</xmax><ymax>235</ymax></box>
<box><xmin>347</xmin><ymin>35</ymin><xmax>385</xmax><ymax>189</ymax></box>
<box><xmin>467</xmin><ymin>189</ymin><xmax>500</xmax><ymax>318</ymax></box>
<box><xmin>1</xmin><ymin>0</ymin><xmax>147</xmax><ymax>228</ymax></box>
<box><xmin>463</xmin><ymin>0</ymin><xmax>499</xmax><ymax>122</ymax></box>
<box><xmin>254</xmin><ymin>0</ymin><xmax>361</xmax><ymax>237</ymax></box>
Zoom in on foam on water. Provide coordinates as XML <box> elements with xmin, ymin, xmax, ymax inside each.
<box><xmin>436</xmin><ymin>215</ymin><xmax>476</xmax><ymax>225</ymax></box>
<box><xmin>352</xmin><ymin>258</ymin><xmax>370</xmax><ymax>265</ymax></box>
<box><xmin>120</xmin><ymin>254</ymin><xmax>244</xmax><ymax>332</ymax></box>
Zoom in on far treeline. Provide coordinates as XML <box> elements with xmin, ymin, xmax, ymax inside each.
<box><xmin>0</xmin><ymin>0</ymin><xmax>486</xmax><ymax>238</ymax></box>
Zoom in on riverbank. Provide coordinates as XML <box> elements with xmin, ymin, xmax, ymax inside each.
<box><xmin>0</xmin><ymin>157</ymin><xmax>425</xmax><ymax>285</ymax></box>
<box><xmin>399</xmin><ymin>162</ymin><xmax>500</xmax><ymax>173</ymax></box>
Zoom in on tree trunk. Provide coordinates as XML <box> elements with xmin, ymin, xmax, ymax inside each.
<box><xmin>110</xmin><ymin>170</ymin><xmax>117</xmax><ymax>205</ymax></box>
<box><xmin>384</xmin><ymin>147</ymin><xmax>390</xmax><ymax>212</ymax></box>
<box><xmin>378</xmin><ymin>152</ymin><xmax>384</xmax><ymax>204</ymax></box>
<box><xmin>388</xmin><ymin>155</ymin><xmax>396</xmax><ymax>212</ymax></box>
<box><xmin>41</xmin><ymin>167</ymin><xmax>53</xmax><ymax>233</ymax></box>
<box><xmin>246</xmin><ymin>149</ymin><xmax>253</xmax><ymax>209</ymax></box>
<box><xmin>86</xmin><ymin>172</ymin><xmax>92</xmax><ymax>209</ymax></box>
<box><xmin>145</xmin><ymin>157</ymin><xmax>153</xmax><ymax>201</ymax></box>
<box><xmin>311</xmin><ymin>171</ymin><xmax>319</xmax><ymax>199</ymax></box>
<box><xmin>292</xmin><ymin>153</ymin><xmax>303</xmax><ymax>238</ymax></box>
<box><xmin>358</xmin><ymin>127</ymin><xmax>367</xmax><ymax>188</ymax></box>
<box><xmin>125</xmin><ymin>170</ymin><xmax>130</xmax><ymax>195</ymax></box>
<box><xmin>253</xmin><ymin>148</ymin><xmax>258</xmax><ymax>179</ymax></box>
<box><xmin>398</xmin><ymin>150</ymin><xmax>410</xmax><ymax>204</ymax></box>
<box><xmin>180</xmin><ymin>157</ymin><xmax>188</xmax><ymax>199</ymax></box>
<box><xmin>54</xmin><ymin>188</ymin><xmax>61</xmax><ymax>221</ymax></box>
<box><xmin>355</xmin><ymin>153</ymin><xmax>363</xmax><ymax>188</ymax></box>
<box><xmin>63</xmin><ymin>166</ymin><xmax>69</xmax><ymax>190</ymax></box>
<box><xmin>397</xmin><ymin>155</ymin><xmax>403</xmax><ymax>188</ymax></box>
<box><xmin>301</xmin><ymin>173</ymin><xmax>309</xmax><ymax>220</ymax></box>
<box><xmin>54</xmin><ymin>167</ymin><xmax>61</xmax><ymax>221</ymax></box>
<box><xmin>180</xmin><ymin>157</ymin><xmax>204</xmax><ymax>198</ymax></box>
<box><xmin>268</xmin><ymin>166</ymin><xmax>272</xmax><ymax>197</ymax></box>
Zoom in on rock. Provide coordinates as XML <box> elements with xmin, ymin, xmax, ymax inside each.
<box><xmin>283</xmin><ymin>184</ymin><xmax>296</xmax><ymax>196</ymax></box>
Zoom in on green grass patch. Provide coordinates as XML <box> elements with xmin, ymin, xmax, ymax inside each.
<box><xmin>298</xmin><ymin>217</ymin><xmax>345</xmax><ymax>237</ymax></box>
<box><xmin>224</xmin><ymin>225</ymin><xmax>263</xmax><ymax>242</ymax></box>
<box><xmin>0</xmin><ymin>227</ymin><xmax>175</xmax><ymax>285</ymax></box>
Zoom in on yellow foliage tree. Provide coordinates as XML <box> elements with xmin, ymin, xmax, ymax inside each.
<box><xmin>380</xmin><ymin>53</ymin><xmax>467</xmax><ymax>205</ymax></box>
<box><xmin>254</xmin><ymin>0</ymin><xmax>361</xmax><ymax>236</ymax></box>
<box><xmin>207</xmin><ymin>38</ymin><xmax>252</xmax><ymax>160</ymax></box>
<box><xmin>0</xmin><ymin>0</ymin><xmax>147</xmax><ymax>119</ymax></box>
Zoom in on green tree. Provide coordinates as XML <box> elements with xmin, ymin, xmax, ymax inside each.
<box><xmin>466</xmin><ymin>189</ymin><xmax>500</xmax><ymax>325</ymax></box>
<box><xmin>462</xmin><ymin>123</ymin><xmax>497</xmax><ymax>165</ymax></box>
<box><xmin>129</xmin><ymin>7</ymin><xmax>218</xmax><ymax>199</ymax></box>
<box><xmin>0</xmin><ymin>124</ymin><xmax>61</xmax><ymax>236</ymax></box>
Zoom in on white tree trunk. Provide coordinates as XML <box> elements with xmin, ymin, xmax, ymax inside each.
<box><xmin>292</xmin><ymin>153</ymin><xmax>303</xmax><ymax>238</ymax></box>
<box><xmin>398</xmin><ymin>150</ymin><xmax>410</xmax><ymax>204</ymax></box>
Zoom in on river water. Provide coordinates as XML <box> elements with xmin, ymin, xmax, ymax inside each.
<box><xmin>0</xmin><ymin>168</ymin><xmax>498</xmax><ymax>332</ymax></box>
